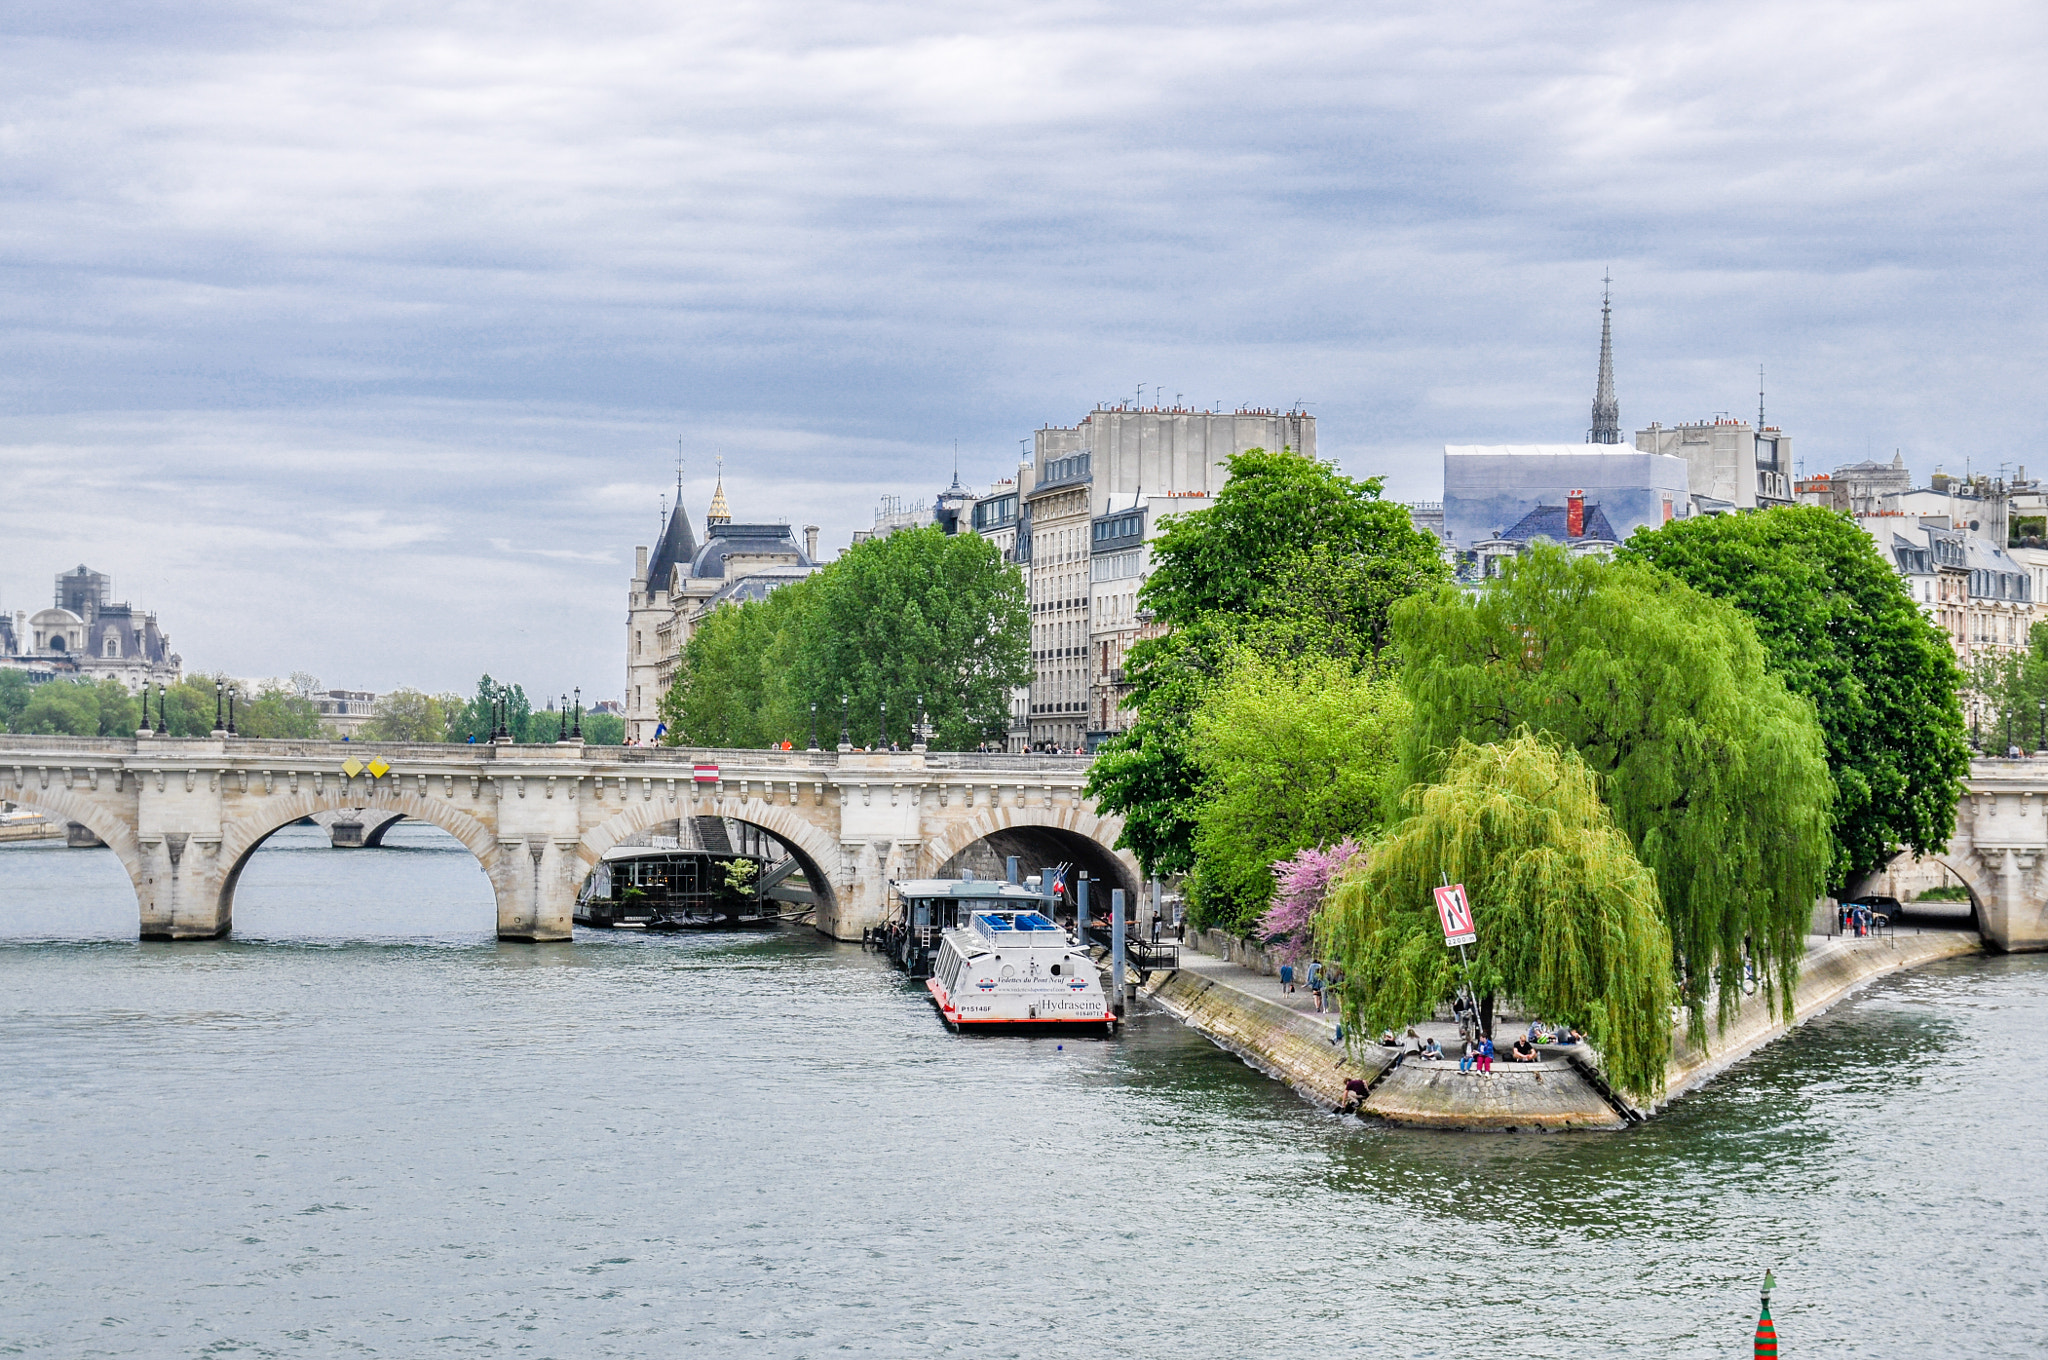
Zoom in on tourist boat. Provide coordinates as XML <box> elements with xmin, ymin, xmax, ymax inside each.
<box><xmin>875</xmin><ymin>876</ymin><xmax>1053</xmax><ymax>976</ymax></box>
<box><xmin>926</xmin><ymin>903</ymin><xmax>1115</xmax><ymax>1034</ymax></box>
<box><xmin>574</xmin><ymin>845</ymin><xmax>777</xmax><ymax>929</ymax></box>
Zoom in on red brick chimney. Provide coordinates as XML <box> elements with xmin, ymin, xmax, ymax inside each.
<box><xmin>1567</xmin><ymin>489</ymin><xmax>1585</xmax><ymax>538</ymax></box>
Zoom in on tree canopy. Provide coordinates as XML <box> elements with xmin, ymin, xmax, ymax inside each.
<box><xmin>660</xmin><ymin>524</ymin><xmax>1029</xmax><ymax>750</ymax></box>
<box><xmin>1620</xmin><ymin>504</ymin><xmax>1969</xmax><ymax>887</ymax></box>
<box><xmin>1087</xmin><ymin>449</ymin><xmax>1448</xmax><ymax>877</ymax></box>
<box><xmin>1318</xmin><ymin>733</ymin><xmax>1676</xmax><ymax>1101</ymax></box>
<box><xmin>1184</xmin><ymin>651</ymin><xmax>1408</xmax><ymax>934</ymax></box>
<box><xmin>1393</xmin><ymin>547</ymin><xmax>1833</xmax><ymax>1034</ymax></box>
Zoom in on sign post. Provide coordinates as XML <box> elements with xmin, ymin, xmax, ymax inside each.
<box><xmin>1435</xmin><ymin>879</ymin><xmax>1480</xmax><ymax>1040</ymax></box>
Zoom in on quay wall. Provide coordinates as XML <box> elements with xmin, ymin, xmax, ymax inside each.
<box><xmin>1142</xmin><ymin>968</ymin><xmax>1384</xmax><ymax>1109</ymax></box>
<box><xmin>1143</xmin><ymin>927</ymin><xmax>1984</xmax><ymax>1131</ymax></box>
<box><xmin>1655</xmin><ymin>928</ymin><xmax>1983</xmax><ymax>1111</ymax></box>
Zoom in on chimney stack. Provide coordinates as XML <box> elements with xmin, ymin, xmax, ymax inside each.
<box><xmin>804</xmin><ymin>524</ymin><xmax>820</xmax><ymax>561</ymax></box>
<box><xmin>1567</xmin><ymin>489</ymin><xmax>1585</xmax><ymax>538</ymax></box>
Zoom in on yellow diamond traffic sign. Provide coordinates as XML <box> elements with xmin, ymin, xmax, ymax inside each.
<box><xmin>366</xmin><ymin>759</ymin><xmax>390</xmax><ymax>779</ymax></box>
<box><xmin>341</xmin><ymin>758</ymin><xmax>364</xmax><ymax>778</ymax></box>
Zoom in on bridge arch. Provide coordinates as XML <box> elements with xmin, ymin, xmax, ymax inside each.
<box><xmin>216</xmin><ymin>789</ymin><xmax>505</xmax><ymax>937</ymax></box>
<box><xmin>920</xmin><ymin>804</ymin><xmax>1140</xmax><ymax>903</ymax></box>
<box><xmin>0</xmin><ymin>781</ymin><xmax>150</xmax><ymax>913</ymax></box>
<box><xmin>576</xmin><ymin>796</ymin><xmax>842</xmax><ymax>922</ymax></box>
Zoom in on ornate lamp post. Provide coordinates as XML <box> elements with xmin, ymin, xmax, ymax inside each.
<box><xmin>572</xmin><ymin>687</ymin><xmax>582</xmax><ymax>740</ymax></box>
<box><xmin>212</xmin><ymin>681</ymin><xmax>225</xmax><ymax>735</ymax></box>
<box><xmin>156</xmin><ymin>683</ymin><xmax>167</xmax><ymax>736</ymax></box>
<box><xmin>557</xmin><ymin>694</ymin><xmax>569</xmax><ymax>742</ymax></box>
<box><xmin>839</xmin><ymin>695</ymin><xmax>850</xmax><ymax>750</ymax></box>
<box><xmin>226</xmin><ymin>685</ymin><xmax>238</xmax><ymax>737</ymax></box>
<box><xmin>808</xmin><ymin>702</ymin><xmax>819</xmax><ymax>752</ymax></box>
<box><xmin>879</xmin><ymin>699</ymin><xmax>888</xmax><ymax>749</ymax></box>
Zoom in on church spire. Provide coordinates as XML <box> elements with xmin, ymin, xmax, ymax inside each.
<box><xmin>706</xmin><ymin>455</ymin><xmax>732</xmax><ymax>528</ymax></box>
<box><xmin>1589</xmin><ymin>271</ymin><xmax>1620</xmax><ymax>444</ymax></box>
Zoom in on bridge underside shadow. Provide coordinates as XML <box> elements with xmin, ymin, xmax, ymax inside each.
<box><xmin>936</xmin><ymin>827</ymin><xmax>1137</xmax><ymax>901</ymax></box>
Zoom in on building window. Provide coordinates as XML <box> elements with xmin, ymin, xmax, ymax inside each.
<box><xmin>104</xmin><ymin>636</ymin><xmax>119</xmax><ymax>657</ymax></box>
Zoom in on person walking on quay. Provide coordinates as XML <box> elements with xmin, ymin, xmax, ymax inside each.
<box><xmin>1280</xmin><ymin>961</ymin><xmax>1295</xmax><ymax>993</ymax></box>
<box><xmin>1307</xmin><ymin>959</ymin><xmax>1324</xmax><ymax>1011</ymax></box>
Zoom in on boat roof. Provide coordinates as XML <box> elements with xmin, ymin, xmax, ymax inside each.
<box><xmin>894</xmin><ymin>878</ymin><xmax>1047</xmax><ymax>901</ymax></box>
<box><xmin>600</xmin><ymin>845</ymin><xmax>760</xmax><ymax>863</ymax></box>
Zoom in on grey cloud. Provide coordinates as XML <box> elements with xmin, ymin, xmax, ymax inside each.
<box><xmin>1</xmin><ymin>1</ymin><xmax>2043</xmax><ymax>694</ymax></box>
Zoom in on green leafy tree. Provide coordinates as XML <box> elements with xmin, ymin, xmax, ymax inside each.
<box><xmin>1394</xmin><ymin>547</ymin><xmax>1833</xmax><ymax>1035</ymax></box>
<box><xmin>1620</xmin><ymin>505</ymin><xmax>1970</xmax><ymax>886</ymax></box>
<box><xmin>580</xmin><ymin>710</ymin><xmax>626</xmax><ymax>745</ymax></box>
<box><xmin>362</xmin><ymin>688</ymin><xmax>455</xmax><ymax>742</ymax></box>
<box><xmin>15</xmin><ymin>677</ymin><xmax>139</xmax><ymax>736</ymax></box>
<box><xmin>0</xmin><ymin>670</ymin><xmax>35</xmax><ymax>730</ymax></box>
<box><xmin>236</xmin><ymin>687</ymin><xmax>322</xmax><ymax>739</ymax></box>
<box><xmin>1184</xmin><ymin>652</ymin><xmax>1409</xmax><ymax>933</ymax></box>
<box><xmin>660</xmin><ymin>579</ymin><xmax>813</xmax><ymax>747</ymax></box>
<box><xmin>1318</xmin><ymin>733</ymin><xmax>1676</xmax><ymax>1101</ymax></box>
<box><xmin>445</xmin><ymin>675</ymin><xmax>532</xmax><ymax>744</ymax></box>
<box><xmin>792</xmin><ymin>525</ymin><xmax>1028</xmax><ymax>749</ymax></box>
<box><xmin>1088</xmin><ymin>450</ymin><xmax>1449</xmax><ymax>877</ymax></box>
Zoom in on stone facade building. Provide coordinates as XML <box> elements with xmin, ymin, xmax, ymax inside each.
<box><xmin>3</xmin><ymin>566</ymin><xmax>181</xmax><ymax>691</ymax></box>
<box><xmin>1635</xmin><ymin>418</ymin><xmax>1794</xmax><ymax>510</ymax></box>
<box><xmin>1022</xmin><ymin>405</ymin><xmax>1313</xmax><ymax>749</ymax></box>
<box><xmin>625</xmin><ymin>469</ymin><xmax>822</xmax><ymax>745</ymax></box>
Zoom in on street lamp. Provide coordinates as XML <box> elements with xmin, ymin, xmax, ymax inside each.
<box><xmin>558</xmin><ymin>694</ymin><xmax>569</xmax><ymax>742</ymax></box>
<box><xmin>879</xmin><ymin>699</ymin><xmax>888</xmax><ymax>749</ymax></box>
<box><xmin>226</xmin><ymin>685</ymin><xmax>238</xmax><ymax>737</ymax></box>
<box><xmin>573</xmin><ymin>687</ymin><xmax>583</xmax><ymax>740</ymax></box>
<box><xmin>808</xmin><ymin>702</ymin><xmax>819</xmax><ymax>752</ymax></box>
<box><xmin>213</xmin><ymin>681</ymin><xmax>225</xmax><ymax>734</ymax></box>
<box><xmin>156</xmin><ymin>683</ymin><xmax>167</xmax><ymax>735</ymax></box>
<box><xmin>839</xmin><ymin>695</ymin><xmax>850</xmax><ymax>749</ymax></box>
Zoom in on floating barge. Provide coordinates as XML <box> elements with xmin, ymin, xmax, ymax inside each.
<box><xmin>574</xmin><ymin>845</ymin><xmax>776</xmax><ymax>929</ymax></box>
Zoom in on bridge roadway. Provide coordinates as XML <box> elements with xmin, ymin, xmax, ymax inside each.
<box><xmin>0</xmin><ymin>735</ymin><xmax>1132</xmax><ymax>942</ymax></box>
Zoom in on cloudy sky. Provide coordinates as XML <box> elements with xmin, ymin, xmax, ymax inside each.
<box><xmin>2</xmin><ymin>1</ymin><xmax>2042</xmax><ymax>697</ymax></box>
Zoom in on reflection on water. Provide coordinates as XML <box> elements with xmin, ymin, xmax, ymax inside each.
<box><xmin>2</xmin><ymin>828</ymin><xmax>2045</xmax><ymax>1357</ymax></box>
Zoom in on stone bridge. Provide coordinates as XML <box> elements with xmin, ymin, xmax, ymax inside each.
<box><xmin>1912</xmin><ymin>758</ymin><xmax>2048</xmax><ymax>952</ymax></box>
<box><xmin>0</xmin><ymin>735</ymin><xmax>1133</xmax><ymax>942</ymax></box>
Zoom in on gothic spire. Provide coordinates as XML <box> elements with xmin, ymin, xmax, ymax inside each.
<box><xmin>706</xmin><ymin>455</ymin><xmax>732</xmax><ymax>527</ymax></box>
<box><xmin>1589</xmin><ymin>271</ymin><xmax>1620</xmax><ymax>444</ymax></box>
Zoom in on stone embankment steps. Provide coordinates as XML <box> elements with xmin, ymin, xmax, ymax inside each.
<box><xmin>1130</xmin><ymin>925</ymin><xmax>1986</xmax><ymax>1130</ymax></box>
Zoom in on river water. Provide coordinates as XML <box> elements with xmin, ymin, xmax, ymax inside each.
<box><xmin>2</xmin><ymin>823</ymin><xmax>2044</xmax><ymax>1358</ymax></box>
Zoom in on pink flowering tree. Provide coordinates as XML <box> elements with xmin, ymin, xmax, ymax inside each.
<box><xmin>1258</xmin><ymin>839</ymin><xmax>1362</xmax><ymax>961</ymax></box>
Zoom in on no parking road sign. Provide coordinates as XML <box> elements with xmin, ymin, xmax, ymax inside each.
<box><xmin>1434</xmin><ymin>883</ymin><xmax>1477</xmax><ymax>948</ymax></box>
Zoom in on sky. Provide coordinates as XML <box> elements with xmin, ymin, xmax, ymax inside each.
<box><xmin>2</xmin><ymin>1</ymin><xmax>2043</xmax><ymax>698</ymax></box>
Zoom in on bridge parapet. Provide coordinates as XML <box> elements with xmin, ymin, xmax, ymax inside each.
<box><xmin>0</xmin><ymin>735</ymin><xmax>1129</xmax><ymax>945</ymax></box>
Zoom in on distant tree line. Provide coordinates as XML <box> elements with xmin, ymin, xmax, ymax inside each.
<box><xmin>0</xmin><ymin>670</ymin><xmax>626</xmax><ymax>746</ymax></box>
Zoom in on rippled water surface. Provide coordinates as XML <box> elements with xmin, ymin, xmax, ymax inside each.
<box><xmin>2</xmin><ymin>825</ymin><xmax>2044</xmax><ymax>1357</ymax></box>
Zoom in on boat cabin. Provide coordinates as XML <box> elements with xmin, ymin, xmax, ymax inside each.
<box><xmin>877</xmin><ymin>877</ymin><xmax>1055</xmax><ymax>976</ymax></box>
<box><xmin>575</xmin><ymin>846</ymin><xmax>771</xmax><ymax>929</ymax></box>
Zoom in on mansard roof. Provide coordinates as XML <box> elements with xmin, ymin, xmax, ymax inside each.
<box><xmin>1500</xmin><ymin>501</ymin><xmax>1618</xmax><ymax>545</ymax></box>
<box><xmin>689</xmin><ymin>523</ymin><xmax>817</xmax><ymax>579</ymax></box>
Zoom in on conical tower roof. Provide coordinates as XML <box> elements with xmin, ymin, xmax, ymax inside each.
<box><xmin>646</xmin><ymin>494</ymin><xmax>699</xmax><ymax>594</ymax></box>
<box><xmin>706</xmin><ymin>457</ymin><xmax>732</xmax><ymax>527</ymax></box>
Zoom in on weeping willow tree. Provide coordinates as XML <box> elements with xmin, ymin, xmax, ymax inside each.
<box><xmin>1393</xmin><ymin>547</ymin><xmax>1833</xmax><ymax>1038</ymax></box>
<box><xmin>1319</xmin><ymin>733</ymin><xmax>1676</xmax><ymax>1100</ymax></box>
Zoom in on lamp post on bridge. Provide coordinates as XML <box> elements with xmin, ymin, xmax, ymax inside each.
<box><xmin>212</xmin><ymin>681</ymin><xmax>225</xmax><ymax>737</ymax></box>
<box><xmin>226</xmin><ymin>685</ymin><xmax>238</xmax><ymax>737</ymax></box>
<box><xmin>557</xmin><ymin>695</ymin><xmax>569</xmax><ymax>742</ymax></box>
<box><xmin>839</xmin><ymin>695</ymin><xmax>850</xmax><ymax>752</ymax></box>
<box><xmin>879</xmin><ymin>699</ymin><xmax>888</xmax><ymax>751</ymax></box>
<box><xmin>808</xmin><ymin>702</ymin><xmax>819</xmax><ymax>752</ymax></box>
<box><xmin>572</xmin><ymin>687</ymin><xmax>582</xmax><ymax>740</ymax></box>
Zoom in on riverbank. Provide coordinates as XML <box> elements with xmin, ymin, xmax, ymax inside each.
<box><xmin>1139</xmin><ymin>925</ymin><xmax>1984</xmax><ymax>1130</ymax></box>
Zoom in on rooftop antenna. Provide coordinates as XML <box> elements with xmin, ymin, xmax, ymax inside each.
<box><xmin>676</xmin><ymin>439</ymin><xmax>685</xmax><ymax>504</ymax></box>
<box><xmin>1758</xmin><ymin>365</ymin><xmax>1766</xmax><ymax>429</ymax></box>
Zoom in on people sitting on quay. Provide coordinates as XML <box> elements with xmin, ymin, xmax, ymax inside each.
<box><xmin>1509</xmin><ymin>1035</ymin><xmax>1540</xmax><ymax>1063</ymax></box>
<box><xmin>1420</xmin><ymin>1037</ymin><xmax>1444</xmax><ymax>1062</ymax></box>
